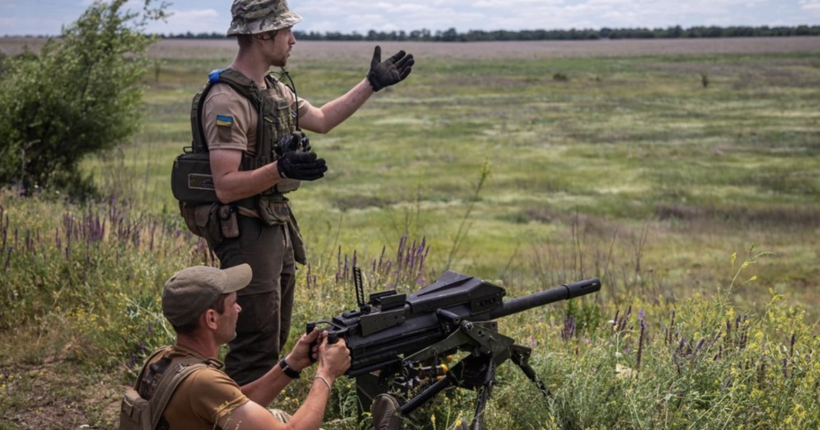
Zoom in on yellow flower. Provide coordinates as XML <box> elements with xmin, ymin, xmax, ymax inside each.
<box><xmin>615</xmin><ymin>364</ymin><xmax>636</xmax><ymax>380</ymax></box>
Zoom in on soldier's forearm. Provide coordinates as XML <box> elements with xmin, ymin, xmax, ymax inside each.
<box><xmin>303</xmin><ymin>79</ymin><xmax>374</xmax><ymax>134</ymax></box>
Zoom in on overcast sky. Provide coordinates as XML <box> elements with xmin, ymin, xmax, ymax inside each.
<box><xmin>1</xmin><ymin>0</ymin><xmax>819</xmax><ymax>36</ymax></box>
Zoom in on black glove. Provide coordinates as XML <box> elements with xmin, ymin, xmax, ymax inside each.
<box><xmin>367</xmin><ymin>46</ymin><xmax>414</xmax><ymax>92</ymax></box>
<box><xmin>277</xmin><ymin>152</ymin><xmax>327</xmax><ymax>181</ymax></box>
<box><xmin>277</xmin><ymin>132</ymin><xmax>311</xmax><ymax>154</ymax></box>
<box><xmin>299</xmin><ymin>132</ymin><xmax>311</xmax><ymax>153</ymax></box>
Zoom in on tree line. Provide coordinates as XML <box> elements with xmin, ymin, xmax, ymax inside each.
<box><xmin>158</xmin><ymin>25</ymin><xmax>820</xmax><ymax>41</ymax></box>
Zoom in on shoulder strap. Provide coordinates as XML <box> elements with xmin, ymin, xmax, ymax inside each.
<box><xmin>191</xmin><ymin>68</ymin><xmax>267</xmax><ymax>155</ymax></box>
<box><xmin>133</xmin><ymin>347</ymin><xmax>171</xmax><ymax>390</ymax></box>
<box><xmin>190</xmin><ymin>80</ymin><xmax>215</xmax><ymax>153</ymax></box>
<box><xmin>148</xmin><ymin>355</ymin><xmax>215</xmax><ymax>430</ymax></box>
<box><xmin>220</xmin><ymin>69</ymin><xmax>271</xmax><ymax>160</ymax></box>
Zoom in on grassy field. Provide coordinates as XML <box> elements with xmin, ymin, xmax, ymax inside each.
<box><xmin>1</xmin><ymin>38</ymin><xmax>819</xmax><ymax>429</ymax></box>
<box><xmin>112</xmin><ymin>39</ymin><xmax>820</xmax><ymax>309</ymax></box>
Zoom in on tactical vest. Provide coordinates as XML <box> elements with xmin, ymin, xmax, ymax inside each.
<box><xmin>191</xmin><ymin>68</ymin><xmax>302</xmax><ymax>195</ymax></box>
<box><xmin>119</xmin><ymin>347</ymin><xmax>219</xmax><ymax>430</ymax></box>
<box><xmin>172</xmin><ymin>68</ymin><xmax>306</xmax><ymax>226</ymax></box>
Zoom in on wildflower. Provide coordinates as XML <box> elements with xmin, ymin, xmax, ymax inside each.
<box><xmin>637</xmin><ymin>319</ymin><xmax>645</xmax><ymax>370</ymax></box>
<box><xmin>615</xmin><ymin>364</ymin><xmax>636</xmax><ymax>380</ymax></box>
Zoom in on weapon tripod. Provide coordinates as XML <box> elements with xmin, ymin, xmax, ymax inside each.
<box><xmin>359</xmin><ymin>319</ymin><xmax>550</xmax><ymax>430</ymax></box>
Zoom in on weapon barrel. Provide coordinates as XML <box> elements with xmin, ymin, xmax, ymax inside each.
<box><xmin>488</xmin><ymin>277</ymin><xmax>601</xmax><ymax>320</ymax></box>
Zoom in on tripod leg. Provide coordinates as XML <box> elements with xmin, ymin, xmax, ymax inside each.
<box><xmin>399</xmin><ymin>374</ymin><xmax>455</xmax><ymax>416</ymax></box>
<box><xmin>469</xmin><ymin>357</ymin><xmax>495</xmax><ymax>430</ymax></box>
<box><xmin>510</xmin><ymin>345</ymin><xmax>550</xmax><ymax>397</ymax></box>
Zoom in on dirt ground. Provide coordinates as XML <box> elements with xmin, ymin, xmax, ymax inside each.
<box><xmin>2</xmin><ymin>36</ymin><xmax>820</xmax><ymax>61</ymax></box>
<box><xmin>0</xmin><ymin>360</ymin><xmax>122</xmax><ymax>430</ymax></box>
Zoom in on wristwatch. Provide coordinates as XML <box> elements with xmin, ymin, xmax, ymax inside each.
<box><xmin>279</xmin><ymin>359</ymin><xmax>301</xmax><ymax>379</ymax></box>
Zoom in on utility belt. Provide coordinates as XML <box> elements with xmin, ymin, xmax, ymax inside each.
<box><xmin>179</xmin><ymin>195</ymin><xmax>306</xmax><ymax>264</ymax></box>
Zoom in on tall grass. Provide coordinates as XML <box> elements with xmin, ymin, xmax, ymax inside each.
<box><xmin>3</xmin><ymin>188</ymin><xmax>818</xmax><ymax>429</ymax></box>
<box><xmin>1</xmin><ymin>47</ymin><xmax>820</xmax><ymax>429</ymax></box>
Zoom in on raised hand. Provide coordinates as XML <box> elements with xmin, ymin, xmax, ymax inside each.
<box><xmin>367</xmin><ymin>45</ymin><xmax>415</xmax><ymax>92</ymax></box>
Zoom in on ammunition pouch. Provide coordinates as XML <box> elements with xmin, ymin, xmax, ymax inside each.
<box><xmin>119</xmin><ymin>387</ymin><xmax>152</xmax><ymax>430</ymax></box>
<box><xmin>257</xmin><ymin>194</ymin><xmax>291</xmax><ymax>226</ymax></box>
<box><xmin>202</xmin><ymin>204</ymin><xmax>224</xmax><ymax>246</ymax></box>
<box><xmin>171</xmin><ymin>151</ymin><xmax>217</xmax><ymax>205</ymax></box>
<box><xmin>218</xmin><ymin>205</ymin><xmax>240</xmax><ymax>239</ymax></box>
<box><xmin>179</xmin><ymin>202</ymin><xmax>203</xmax><ymax>237</ymax></box>
<box><xmin>178</xmin><ymin>202</ymin><xmax>221</xmax><ymax>242</ymax></box>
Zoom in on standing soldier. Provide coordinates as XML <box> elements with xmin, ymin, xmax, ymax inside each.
<box><xmin>186</xmin><ymin>0</ymin><xmax>414</xmax><ymax>386</ymax></box>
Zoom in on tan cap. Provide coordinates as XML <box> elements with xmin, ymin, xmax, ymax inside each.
<box><xmin>162</xmin><ymin>264</ymin><xmax>252</xmax><ymax>326</ymax></box>
<box><xmin>226</xmin><ymin>0</ymin><xmax>303</xmax><ymax>36</ymax></box>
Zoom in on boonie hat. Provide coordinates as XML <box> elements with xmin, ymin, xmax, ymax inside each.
<box><xmin>162</xmin><ymin>264</ymin><xmax>252</xmax><ymax>326</ymax></box>
<box><xmin>226</xmin><ymin>0</ymin><xmax>303</xmax><ymax>36</ymax></box>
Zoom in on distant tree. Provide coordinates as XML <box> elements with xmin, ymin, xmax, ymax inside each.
<box><xmin>0</xmin><ymin>0</ymin><xmax>167</xmax><ymax>196</ymax></box>
<box><xmin>441</xmin><ymin>27</ymin><xmax>458</xmax><ymax>42</ymax></box>
<box><xmin>159</xmin><ymin>24</ymin><xmax>820</xmax><ymax>42</ymax></box>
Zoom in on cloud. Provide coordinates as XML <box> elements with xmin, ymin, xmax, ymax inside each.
<box><xmin>799</xmin><ymin>0</ymin><xmax>820</xmax><ymax>10</ymax></box>
<box><xmin>2</xmin><ymin>0</ymin><xmax>814</xmax><ymax>36</ymax></box>
<box><xmin>299</xmin><ymin>0</ymin><xmax>785</xmax><ymax>33</ymax></box>
<box><xmin>168</xmin><ymin>8</ymin><xmax>219</xmax><ymax>20</ymax></box>
<box><xmin>146</xmin><ymin>8</ymin><xmax>226</xmax><ymax>34</ymax></box>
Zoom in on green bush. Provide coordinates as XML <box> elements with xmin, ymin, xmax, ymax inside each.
<box><xmin>0</xmin><ymin>0</ymin><xmax>166</xmax><ymax>196</ymax></box>
<box><xmin>0</xmin><ymin>51</ymin><xmax>7</xmax><ymax>77</ymax></box>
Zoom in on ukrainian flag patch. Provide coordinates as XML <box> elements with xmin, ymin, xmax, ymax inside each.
<box><xmin>216</xmin><ymin>115</ymin><xmax>233</xmax><ymax>128</ymax></box>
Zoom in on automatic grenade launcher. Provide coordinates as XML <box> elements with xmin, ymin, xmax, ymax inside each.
<box><xmin>307</xmin><ymin>269</ymin><xmax>601</xmax><ymax>429</ymax></box>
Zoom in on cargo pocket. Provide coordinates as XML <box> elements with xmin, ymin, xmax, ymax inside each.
<box><xmin>287</xmin><ymin>214</ymin><xmax>307</xmax><ymax>265</ymax></box>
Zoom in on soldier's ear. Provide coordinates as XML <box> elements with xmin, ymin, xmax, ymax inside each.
<box><xmin>203</xmin><ymin>310</ymin><xmax>217</xmax><ymax>328</ymax></box>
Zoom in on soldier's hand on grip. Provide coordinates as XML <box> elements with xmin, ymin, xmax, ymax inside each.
<box><xmin>318</xmin><ymin>337</ymin><xmax>351</xmax><ymax>378</ymax></box>
<box><xmin>367</xmin><ymin>45</ymin><xmax>414</xmax><ymax>92</ymax></box>
<box><xmin>277</xmin><ymin>151</ymin><xmax>327</xmax><ymax>181</ymax></box>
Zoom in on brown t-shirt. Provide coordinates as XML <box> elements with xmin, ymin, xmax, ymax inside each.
<box><xmin>143</xmin><ymin>345</ymin><xmax>249</xmax><ymax>430</ymax></box>
<box><xmin>202</xmin><ymin>78</ymin><xmax>312</xmax><ymax>155</ymax></box>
